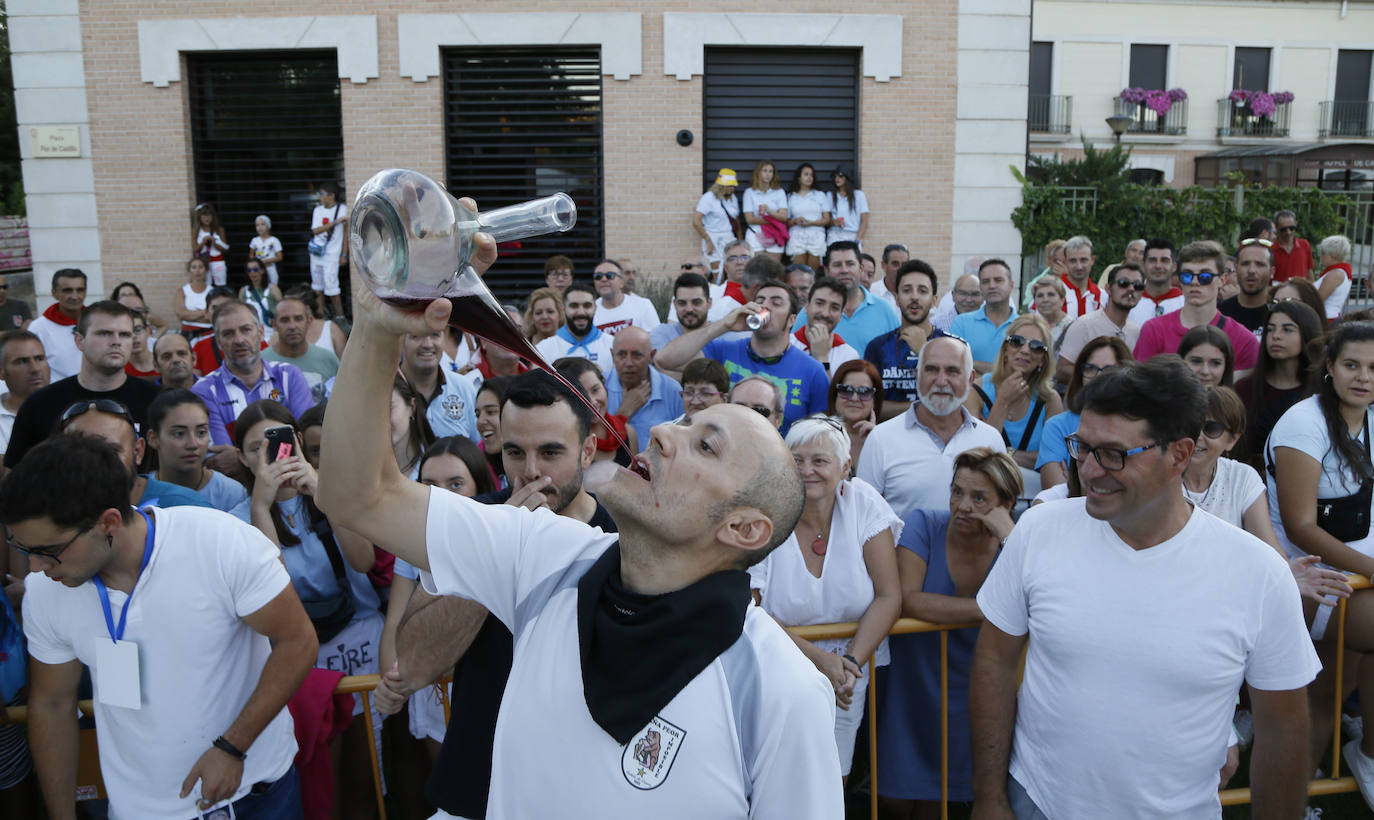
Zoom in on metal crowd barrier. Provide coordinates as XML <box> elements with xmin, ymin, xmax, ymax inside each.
<box><xmin>5</xmin><ymin>576</ymin><xmax>1370</xmax><ymax>820</ymax></box>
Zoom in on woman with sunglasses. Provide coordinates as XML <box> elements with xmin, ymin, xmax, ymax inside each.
<box><xmin>827</xmin><ymin>359</ymin><xmax>884</xmax><ymax>473</ymax></box>
<box><xmin>968</xmin><ymin>315</ymin><xmax>1062</xmax><ymax>494</ymax></box>
<box><xmin>748</xmin><ymin>416</ymin><xmax>902</xmax><ymax>786</ymax></box>
<box><xmin>1266</xmin><ymin>322</ymin><xmax>1374</xmax><ymax>781</ymax></box>
<box><xmin>1177</xmin><ymin>324</ymin><xmax>1234</xmax><ymax>388</ymax></box>
<box><xmin>1234</xmin><ymin>299</ymin><xmax>1322</xmax><ymax>468</ymax></box>
<box><xmin>1037</xmin><ymin>336</ymin><xmax>1134</xmax><ymax>490</ymax></box>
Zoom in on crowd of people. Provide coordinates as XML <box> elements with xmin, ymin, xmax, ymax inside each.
<box><xmin>0</xmin><ymin>184</ymin><xmax>1371</xmax><ymax>820</ymax></box>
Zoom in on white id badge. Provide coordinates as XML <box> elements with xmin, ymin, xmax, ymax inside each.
<box><xmin>94</xmin><ymin>639</ymin><xmax>141</xmax><ymax>709</ymax></box>
<box><xmin>199</xmin><ymin>803</ymin><xmax>236</xmax><ymax>820</ymax></box>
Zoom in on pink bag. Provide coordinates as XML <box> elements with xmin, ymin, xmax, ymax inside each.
<box><xmin>760</xmin><ymin>214</ymin><xmax>790</xmax><ymax>248</ymax></box>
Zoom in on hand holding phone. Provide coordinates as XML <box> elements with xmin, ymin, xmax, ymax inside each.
<box><xmin>263</xmin><ymin>426</ymin><xmax>295</xmax><ymax>463</ymax></box>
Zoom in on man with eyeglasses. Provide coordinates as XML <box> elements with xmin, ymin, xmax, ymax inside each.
<box><xmin>791</xmin><ymin>241</ymin><xmax>899</xmax><ymax>356</ymax></box>
<box><xmin>0</xmin><ymin>330</ymin><xmax>49</xmax><ymax>461</ymax></box>
<box><xmin>1219</xmin><ymin>239</ymin><xmax>1276</xmax><ymax>333</ymax></box>
<box><xmin>1055</xmin><ymin>262</ymin><xmax>1145</xmax><ymax>385</ymax></box>
<box><xmin>932</xmin><ymin>270</ymin><xmax>985</xmax><ymax>332</ymax></box>
<box><xmin>544</xmin><ymin>255</ymin><xmax>574</xmax><ymax>296</ymax></box>
<box><xmin>28</xmin><ymin>268</ymin><xmax>87</xmax><ymax>381</ymax></box>
<box><xmin>680</xmin><ymin>254</ymin><xmax>708</xmax><ymax>279</ymax></box>
<box><xmin>0</xmin><ymin>273</ymin><xmax>32</xmax><ymax>330</ymax></box>
<box><xmin>1133</xmin><ymin>241</ymin><xmax>1259</xmax><ymax>370</ymax></box>
<box><xmin>1126</xmin><ymin>238</ymin><xmax>1185</xmax><ymax>327</ymax></box>
<box><xmin>536</xmin><ymin>281</ymin><xmax>615</xmax><ymax>375</ymax></box>
<box><xmin>971</xmin><ymin>357</ymin><xmax>1317</xmax><ymax>820</ymax></box>
<box><xmin>8</xmin><ymin>434</ymin><xmax>316</xmax><ymax>820</ymax></box>
<box><xmin>867</xmin><ymin>243</ymin><xmax>910</xmax><ymax>313</ymax></box>
<box><xmin>5</xmin><ymin>301</ymin><xmax>159</xmax><ymax>469</ymax></box>
<box><xmin>592</xmin><ymin>259</ymin><xmax>660</xmax><ymax>336</ymax></box>
<box><xmin>863</xmin><ymin>259</ymin><xmax>942</xmax><ymax>420</ymax></box>
<box><xmin>1271</xmin><ymin>209</ymin><xmax>1314</xmax><ymax>284</ymax></box>
<box><xmin>790</xmin><ymin>277</ymin><xmax>860</xmax><ymax>374</ymax></box>
<box><xmin>857</xmin><ymin>336</ymin><xmax>1003</xmax><ymax>519</ymax></box>
<box><xmin>728</xmin><ymin>375</ymin><xmax>783</xmax><ymax>431</ymax></box>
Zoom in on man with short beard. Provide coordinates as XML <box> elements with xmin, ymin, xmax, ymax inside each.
<box><xmin>1218</xmin><ymin>240</ymin><xmax>1274</xmax><ymax>332</ymax></box>
<box><xmin>264</xmin><ymin>296</ymin><xmax>339</xmax><ymax>402</ymax></box>
<box><xmin>535</xmin><ymin>281</ymin><xmax>614</xmax><ymax>374</ymax></box>
<box><xmin>867</xmin><ymin>243</ymin><xmax>911</xmax><ymax>312</ymax></box>
<box><xmin>864</xmin><ymin>260</ymin><xmax>942</xmax><ymax>419</ymax></box>
<box><xmin>792</xmin><ymin>240</ymin><xmax>899</xmax><ymax>355</ymax></box>
<box><xmin>789</xmin><ymin>277</ymin><xmax>860</xmax><ymax>374</ymax></box>
<box><xmin>651</xmin><ymin>273</ymin><xmax>714</xmax><ymax>351</ymax></box>
<box><xmin>1055</xmin><ymin>263</ymin><xmax>1145</xmax><ymax>385</ymax></box>
<box><xmin>5</xmin><ymin>301</ymin><xmax>160</xmax><ymax>468</ymax></box>
<box><xmin>1127</xmin><ymin>238</ymin><xmax>1184</xmax><ymax>326</ymax></box>
<box><xmin>400</xmin><ymin>329</ymin><xmax>480</xmax><ymax>442</ymax></box>
<box><xmin>856</xmin><ymin>336</ymin><xmax>1003</xmax><ymax>518</ymax></box>
<box><xmin>153</xmin><ymin>333</ymin><xmax>196</xmax><ymax>390</ymax></box>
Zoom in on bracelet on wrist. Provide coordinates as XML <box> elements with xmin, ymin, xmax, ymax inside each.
<box><xmin>213</xmin><ymin>735</ymin><xmax>247</xmax><ymax>761</ymax></box>
<box><xmin>842</xmin><ymin>653</ymin><xmax>859</xmax><ymax>667</ymax></box>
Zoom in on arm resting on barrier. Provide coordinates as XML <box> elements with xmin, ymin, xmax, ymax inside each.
<box><xmin>849</xmin><ymin>527</ymin><xmax>902</xmax><ymax>666</ymax></box>
<box><xmin>969</xmin><ymin>623</ymin><xmax>1026</xmax><ymax>820</ymax></box>
<box><xmin>27</xmin><ymin>657</ymin><xmax>83</xmax><ymax>820</ymax></box>
<box><xmin>373</xmin><ymin>583</ymin><xmax>490</xmax><ymax>715</ymax></box>
<box><xmin>1248</xmin><ymin>685</ymin><xmax>1311</xmax><ymax>820</ymax></box>
<box><xmin>897</xmin><ymin>547</ymin><xmax>986</xmax><ymax>624</ymax></box>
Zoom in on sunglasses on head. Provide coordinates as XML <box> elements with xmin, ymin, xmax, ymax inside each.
<box><xmin>1177</xmin><ymin>271</ymin><xmax>1216</xmax><ymax>286</ymax></box>
<box><xmin>1239</xmin><ymin>237</ymin><xmax>1273</xmax><ymax>248</ymax></box>
<box><xmin>60</xmin><ymin>399</ymin><xmax>134</xmax><ymax>428</ymax></box>
<box><xmin>1004</xmin><ymin>334</ymin><xmax>1047</xmax><ymax>354</ymax></box>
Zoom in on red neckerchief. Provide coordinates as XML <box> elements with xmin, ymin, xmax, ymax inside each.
<box><xmin>41</xmin><ymin>302</ymin><xmax>79</xmax><ymax>326</ymax></box>
<box><xmin>1142</xmin><ymin>286</ymin><xmax>1183</xmax><ymax>306</ymax></box>
<box><xmin>1322</xmin><ymin>262</ymin><xmax>1354</xmax><ymax>282</ymax></box>
<box><xmin>723</xmin><ymin>281</ymin><xmax>747</xmax><ymax>304</ymax></box>
<box><xmin>476</xmin><ymin>354</ymin><xmax>529</xmax><ymax>380</ymax></box>
<box><xmin>1059</xmin><ymin>274</ymin><xmax>1102</xmax><ymax>316</ymax></box>
<box><xmin>792</xmin><ymin>327</ymin><xmax>844</xmax><ymax>350</ymax></box>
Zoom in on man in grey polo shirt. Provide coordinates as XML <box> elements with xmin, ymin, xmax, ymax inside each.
<box><xmin>1055</xmin><ymin>262</ymin><xmax>1145</xmax><ymax>385</ymax></box>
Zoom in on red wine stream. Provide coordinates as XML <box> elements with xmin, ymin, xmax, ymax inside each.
<box><xmin>387</xmin><ymin>293</ymin><xmax>639</xmax><ymax>466</ymax></box>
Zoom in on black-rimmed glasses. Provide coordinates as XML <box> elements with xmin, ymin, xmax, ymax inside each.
<box><xmin>1065</xmin><ymin>435</ymin><xmax>1160</xmax><ymax>471</ymax></box>
<box><xmin>10</xmin><ymin>525</ymin><xmax>94</xmax><ymax>565</ymax></box>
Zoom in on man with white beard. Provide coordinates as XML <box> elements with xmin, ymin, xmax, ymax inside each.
<box><xmin>856</xmin><ymin>336</ymin><xmax>1004</xmax><ymax>518</ymax></box>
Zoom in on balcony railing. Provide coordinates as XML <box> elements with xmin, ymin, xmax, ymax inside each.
<box><xmin>1112</xmin><ymin>96</ymin><xmax>1188</xmax><ymax>135</ymax></box>
<box><xmin>1217</xmin><ymin>98</ymin><xmax>1291</xmax><ymax>138</ymax></box>
<box><xmin>1028</xmin><ymin>94</ymin><xmax>1072</xmax><ymax>134</ymax></box>
<box><xmin>1320</xmin><ymin>100</ymin><xmax>1374</xmax><ymax>138</ymax></box>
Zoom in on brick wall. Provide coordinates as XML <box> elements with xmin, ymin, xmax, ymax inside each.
<box><xmin>76</xmin><ymin>2</ymin><xmax>961</xmax><ymax>318</ymax></box>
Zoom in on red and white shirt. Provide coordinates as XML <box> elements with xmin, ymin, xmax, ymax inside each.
<box><xmin>1060</xmin><ymin>274</ymin><xmax>1103</xmax><ymax>318</ymax></box>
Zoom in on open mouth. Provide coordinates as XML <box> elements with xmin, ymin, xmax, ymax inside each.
<box><xmin>629</xmin><ymin>455</ymin><xmax>651</xmax><ymax>481</ymax></box>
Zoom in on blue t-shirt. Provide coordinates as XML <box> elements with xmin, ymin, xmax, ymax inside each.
<box><xmin>1035</xmin><ymin>411</ymin><xmax>1080</xmax><ymax>471</ymax></box>
<box><xmin>864</xmin><ymin>328</ymin><xmax>946</xmax><ymax>406</ymax></box>
<box><xmin>947</xmin><ymin>305</ymin><xmax>1017</xmax><ymax>367</ymax></box>
<box><xmin>196</xmin><ymin>468</ymin><xmax>251</xmax><ymax>519</ymax></box>
<box><xmin>979</xmin><ymin>374</ymin><xmax>1051</xmax><ymax>453</ymax></box>
<box><xmin>276</xmin><ymin>495</ymin><xmax>380</xmax><ymax>620</ymax></box>
<box><xmin>138</xmin><ymin>476</ymin><xmax>213</xmax><ymax>509</ymax></box>
<box><xmin>793</xmin><ymin>287</ymin><xmax>900</xmax><ymax>358</ymax></box>
<box><xmin>700</xmin><ymin>337</ymin><xmax>829</xmax><ymax>434</ymax></box>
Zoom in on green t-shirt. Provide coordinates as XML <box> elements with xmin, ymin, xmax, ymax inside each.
<box><xmin>262</xmin><ymin>345</ymin><xmax>339</xmax><ymax>404</ymax></box>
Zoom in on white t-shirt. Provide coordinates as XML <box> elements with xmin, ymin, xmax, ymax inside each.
<box><xmin>1320</xmin><ymin>269</ymin><xmax>1352</xmax><ymax>320</ymax></box>
<box><xmin>788</xmin><ymin>333</ymin><xmax>860</xmax><ymax>374</ymax></box>
<box><xmin>976</xmin><ymin>499</ymin><xmax>1320</xmax><ymax>820</ymax></box>
<box><xmin>748</xmin><ymin>478</ymin><xmax>901</xmax><ymax>664</ymax></box>
<box><xmin>311</xmin><ymin>203</ymin><xmax>349</xmax><ymax>254</ymax></box>
<box><xmin>595</xmin><ymin>293</ymin><xmax>662</xmax><ymax>335</ymax></box>
<box><xmin>787</xmin><ymin>190</ymin><xmax>829</xmax><ymax>223</ymax></box>
<box><xmin>536</xmin><ymin>331</ymin><xmax>615</xmax><ymax>375</ymax></box>
<box><xmin>417</xmin><ymin>488</ymin><xmax>844</xmax><ymax>819</ymax></box>
<box><xmin>826</xmin><ymin>190</ymin><xmax>869</xmax><ymax>243</ymax></box>
<box><xmin>742</xmin><ymin>187</ymin><xmax>788</xmax><ymax>241</ymax></box>
<box><xmin>856</xmin><ymin>405</ymin><xmax>1006</xmax><ymax>520</ymax></box>
<box><xmin>695</xmin><ymin>191</ymin><xmax>738</xmax><ymax>237</ymax></box>
<box><xmin>249</xmin><ymin>234</ymin><xmax>283</xmax><ymax>281</ymax></box>
<box><xmin>1127</xmin><ymin>293</ymin><xmax>1186</xmax><ymax>327</ymax></box>
<box><xmin>28</xmin><ymin>314</ymin><xmax>81</xmax><ymax>381</ymax></box>
<box><xmin>0</xmin><ymin>396</ymin><xmax>16</xmax><ymax>456</ymax></box>
<box><xmin>1182</xmin><ymin>457</ymin><xmax>1264</xmax><ymax>529</ymax></box>
<box><xmin>23</xmin><ymin>507</ymin><xmax>297</xmax><ymax>818</ymax></box>
<box><xmin>1265</xmin><ymin>395</ymin><xmax>1374</xmax><ymax>559</ymax></box>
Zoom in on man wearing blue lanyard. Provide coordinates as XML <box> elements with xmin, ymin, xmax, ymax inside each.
<box><xmin>6</xmin><ymin>435</ymin><xmax>318</xmax><ymax>818</ymax></box>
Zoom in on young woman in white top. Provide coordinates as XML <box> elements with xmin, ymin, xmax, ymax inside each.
<box><xmin>825</xmin><ymin>166</ymin><xmax>869</xmax><ymax>248</ymax></box>
<box><xmin>248</xmin><ymin>214</ymin><xmax>283</xmax><ymax>286</ymax></box>
<box><xmin>692</xmin><ymin>168</ymin><xmax>741</xmax><ymax>280</ymax></box>
<box><xmin>173</xmin><ymin>256</ymin><xmax>212</xmax><ymax>335</ymax></box>
<box><xmin>748</xmin><ymin>416</ymin><xmax>902</xmax><ymax>782</ymax></box>
<box><xmin>305</xmin><ymin>305</ymin><xmax>347</xmax><ymax>358</ymax></box>
<box><xmin>1316</xmin><ymin>234</ymin><xmax>1354</xmax><ymax>322</ymax></box>
<box><xmin>785</xmin><ymin>163</ymin><xmax>831</xmax><ymax>272</ymax></box>
<box><xmin>1267</xmin><ymin>321</ymin><xmax>1374</xmax><ymax>775</ymax></box>
<box><xmin>191</xmin><ymin>202</ymin><xmax>229</xmax><ymax>286</ymax></box>
<box><xmin>741</xmin><ymin>159</ymin><xmax>789</xmax><ymax>259</ymax></box>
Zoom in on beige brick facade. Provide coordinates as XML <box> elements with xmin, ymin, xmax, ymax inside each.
<box><xmin>17</xmin><ymin>1</ymin><xmax>1027</xmax><ymax>315</ymax></box>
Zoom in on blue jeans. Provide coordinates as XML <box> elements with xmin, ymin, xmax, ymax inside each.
<box><xmin>209</xmin><ymin>766</ymin><xmax>302</xmax><ymax>820</ymax></box>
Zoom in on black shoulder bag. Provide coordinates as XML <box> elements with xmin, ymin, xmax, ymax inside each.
<box><xmin>1316</xmin><ymin>427</ymin><xmax>1374</xmax><ymax>542</ymax></box>
<box><xmin>298</xmin><ymin>513</ymin><xmax>357</xmax><ymax>642</ymax></box>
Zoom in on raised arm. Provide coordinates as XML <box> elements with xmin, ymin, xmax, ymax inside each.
<box><xmin>655</xmin><ymin>304</ymin><xmax>759</xmax><ymax>372</ymax></box>
<box><xmin>315</xmin><ymin>218</ymin><xmax>497</xmax><ymax>572</ymax></box>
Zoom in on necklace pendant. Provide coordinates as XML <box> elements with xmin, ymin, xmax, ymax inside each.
<box><xmin>285</xmin><ymin>513</ymin><xmax>296</xmax><ymax>529</ymax></box>
<box><xmin>811</xmin><ymin>534</ymin><xmax>828</xmax><ymax>556</ymax></box>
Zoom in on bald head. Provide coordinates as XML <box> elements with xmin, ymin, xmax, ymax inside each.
<box><xmin>707</xmin><ymin>404</ymin><xmax>805</xmax><ymax>561</ymax></box>
<box><xmin>952</xmin><ymin>273</ymin><xmax>983</xmax><ymax>314</ymax></box>
<box><xmin>611</xmin><ymin>326</ymin><xmax>653</xmax><ymax>388</ymax></box>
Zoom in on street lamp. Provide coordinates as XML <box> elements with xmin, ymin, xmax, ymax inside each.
<box><xmin>1106</xmin><ymin>114</ymin><xmax>1133</xmax><ymax>143</ymax></box>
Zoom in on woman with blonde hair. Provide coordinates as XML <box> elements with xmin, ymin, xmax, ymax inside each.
<box><xmin>1316</xmin><ymin>234</ymin><xmax>1354</xmax><ymax>321</ymax></box>
<box><xmin>692</xmin><ymin>167</ymin><xmax>742</xmax><ymax>279</ymax></box>
<box><xmin>523</xmin><ymin>287</ymin><xmax>564</xmax><ymax>346</ymax></box>
<box><xmin>968</xmin><ymin>313</ymin><xmax>1063</xmax><ymax>495</ymax></box>
<box><xmin>742</xmin><ymin>159</ymin><xmax>789</xmax><ymax>259</ymax></box>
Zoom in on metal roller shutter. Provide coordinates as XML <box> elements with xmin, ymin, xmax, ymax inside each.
<box><xmin>188</xmin><ymin>52</ymin><xmax>344</xmax><ymax>293</ymax></box>
<box><xmin>703</xmin><ymin>47</ymin><xmax>860</xmax><ymax>190</ymax></box>
<box><xmin>443</xmin><ymin>48</ymin><xmax>605</xmax><ymax>301</ymax></box>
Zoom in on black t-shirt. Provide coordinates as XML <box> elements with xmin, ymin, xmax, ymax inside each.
<box><xmin>425</xmin><ymin>489</ymin><xmax>617</xmax><ymax>818</ymax></box>
<box><xmin>0</xmin><ymin>299</ymin><xmax>33</xmax><ymax>331</ymax></box>
<box><xmin>1218</xmin><ymin>296</ymin><xmax>1268</xmax><ymax>333</ymax></box>
<box><xmin>4</xmin><ymin>375</ymin><xmax>162</xmax><ymax>466</ymax></box>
